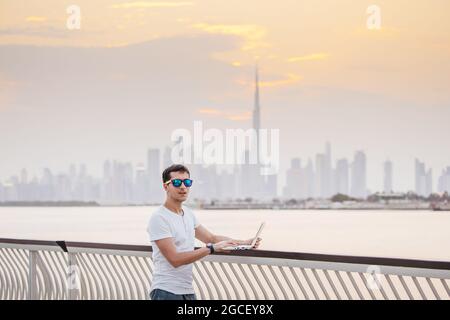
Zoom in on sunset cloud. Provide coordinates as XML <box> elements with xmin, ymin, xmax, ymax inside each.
<box><xmin>287</xmin><ymin>53</ymin><xmax>330</xmax><ymax>62</ymax></box>
<box><xmin>352</xmin><ymin>26</ymin><xmax>401</xmax><ymax>38</ymax></box>
<box><xmin>0</xmin><ymin>77</ymin><xmax>20</xmax><ymax>111</ymax></box>
<box><xmin>226</xmin><ymin>111</ymin><xmax>252</xmax><ymax>121</ymax></box>
<box><xmin>237</xmin><ymin>73</ymin><xmax>302</xmax><ymax>88</ymax></box>
<box><xmin>192</xmin><ymin>23</ymin><xmax>269</xmax><ymax>51</ymax></box>
<box><xmin>25</xmin><ymin>16</ymin><xmax>48</xmax><ymax>23</ymax></box>
<box><xmin>197</xmin><ymin>108</ymin><xmax>252</xmax><ymax>122</ymax></box>
<box><xmin>110</xmin><ymin>1</ymin><xmax>195</xmax><ymax>9</ymax></box>
<box><xmin>197</xmin><ymin>108</ymin><xmax>222</xmax><ymax>115</ymax></box>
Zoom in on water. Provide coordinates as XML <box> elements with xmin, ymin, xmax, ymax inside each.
<box><xmin>1</xmin><ymin>207</ymin><xmax>449</xmax><ymax>261</ymax></box>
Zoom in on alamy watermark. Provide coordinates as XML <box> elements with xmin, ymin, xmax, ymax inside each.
<box><xmin>171</xmin><ymin>121</ymin><xmax>280</xmax><ymax>175</ymax></box>
<box><xmin>366</xmin><ymin>5</ymin><xmax>381</xmax><ymax>30</ymax></box>
<box><xmin>67</xmin><ymin>264</ymin><xmax>81</xmax><ymax>290</ymax></box>
<box><xmin>366</xmin><ymin>265</ymin><xmax>382</xmax><ymax>290</ymax></box>
<box><xmin>66</xmin><ymin>5</ymin><xmax>81</xmax><ymax>30</ymax></box>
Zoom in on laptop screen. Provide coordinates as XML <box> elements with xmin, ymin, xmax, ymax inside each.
<box><xmin>251</xmin><ymin>222</ymin><xmax>265</xmax><ymax>246</ymax></box>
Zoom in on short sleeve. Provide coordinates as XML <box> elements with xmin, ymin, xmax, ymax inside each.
<box><xmin>147</xmin><ymin>214</ymin><xmax>172</xmax><ymax>242</ymax></box>
<box><xmin>193</xmin><ymin>212</ymin><xmax>200</xmax><ymax>228</ymax></box>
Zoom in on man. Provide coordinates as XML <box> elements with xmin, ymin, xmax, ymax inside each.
<box><xmin>147</xmin><ymin>164</ymin><xmax>261</xmax><ymax>300</ymax></box>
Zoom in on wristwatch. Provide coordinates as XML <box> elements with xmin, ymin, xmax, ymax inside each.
<box><xmin>206</xmin><ymin>243</ymin><xmax>215</xmax><ymax>254</ymax></box>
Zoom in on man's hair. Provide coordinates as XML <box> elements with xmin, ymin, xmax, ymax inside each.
<box><xmin>162</xmin><ymin>164</ymin><xmax>190</xmax><ymax>183</ymax></box>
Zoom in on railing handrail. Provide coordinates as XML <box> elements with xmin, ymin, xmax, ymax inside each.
<box><xmin>1</xmin><ymin>237</ymin><xmax>450</xmax><ymax>271</ymax></box>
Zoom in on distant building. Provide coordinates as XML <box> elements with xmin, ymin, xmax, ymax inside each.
<box><xmin>350</xmin><ymin>151</ymin><xmax>367</xmax><ymax>199</ymax></box>
<box><xmin>438</xmin><ymin>167</ymin><xmax>450</xmax><ymax>193</ymax></box>
<box><xmin>415</xmin><ymin>159</ymin><xmax>433</xmax><ymax>197</ymax></box>
<box><xmin>283</xmin><ymin>158</ymin><xmax>302</xmax><ymax>198</ymax></box>
<box><xmin>324</xmin><ymin>142</ymin><xmax>333</xmax><ymax>197</ymax></box>
<box><xmin>383</xmin><ymin>160</ymin><xmax>393</xmax><ymax>193</ymax></box>
<box><xmin>335</xmin><ymin>159</ymin><xmax>349</xmax><ymax>195</ymax></box>
<box><xmin>147</xmin><ymin>148</ymin><xmax>162</xmax><ymax>203</ymax></box>
<box><xmin>314</xmin><ymin>153</ymin><xmax>325</xmax><ymax>198</ymax></box>
<box><xmin>313</xmin><ymin>143</ymin><xmax>333</xmax><ymax>199</ymax></box>
<box><xmin>134</xmin><ymin>163</ymin><xmax>147</xmax><ymax>203</ymax></box>
<box><xmin>305</xmin><ymin>159</ymin><xmax>315</xmax><ymax>198</ymax></box>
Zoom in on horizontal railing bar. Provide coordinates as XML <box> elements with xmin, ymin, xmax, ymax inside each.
<box><xmin>204</xmin><ymin>255</ymin><xmax>450</xmax><ymax>280</ymax></box>
<box><xmin>0</xmin><ymin>243</ymin><xmax>64</xmax><ymax>253</ymax></box>
<box><xmin>1</xmin><ymin>237</ymin><xmax>450</xmax><ymax>271</ymax></box>
<box><xmin>0</xmin><ymin>238</ymin><xmax>59</xmax><ymax>247</ymax></box>
<box><xmin>65</xmin><ymin>241</ymin><xmax>153</xmax><ymax>253</ymax></box>
<box><xmin>67</xmin><ymin>246</ymin><xmax>151</xmax><ymax>258</ymax></box>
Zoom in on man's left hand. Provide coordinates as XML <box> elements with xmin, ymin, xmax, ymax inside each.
<box><xmin>238</xmin><ymin>237</ymin><xmax>262</xmax><ymax>249</ymax></box>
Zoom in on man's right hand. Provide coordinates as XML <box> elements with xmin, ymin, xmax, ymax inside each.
<box><xmin>213</xmin><ymin>240</ymin><xmax>239</xmax><ymax>253</ymax></box>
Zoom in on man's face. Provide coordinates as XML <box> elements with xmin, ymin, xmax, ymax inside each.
<box><xmin>163</xmin><ymin>171</ymin><xmax>190</xmax><ymax>202</ymax></box>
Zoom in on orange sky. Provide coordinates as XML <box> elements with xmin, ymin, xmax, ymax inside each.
<box><xmin>1</xmin><ymin>0</ymin><xmax>450</xmax><ymax>192</ymax></box>
<box><xmin>1</xmin><ymin>0</ymin><xmax>449</xmax><ymax>104</ymax></box>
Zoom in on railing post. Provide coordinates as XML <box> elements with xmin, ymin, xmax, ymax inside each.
<box><xmin>28</xmin><ymin>250</ymin><xmax>37</xmax><ymax>300</ymax></box>
<box><xmin>67</xmin><ymin>252</ymin><xmax>80</xmax><ymax>300</ymax></box>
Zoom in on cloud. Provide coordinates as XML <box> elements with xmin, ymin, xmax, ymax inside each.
<box><xmin>198</xmin><ymin>108</ymin><xmax>222</xmax><ymax>115</ymax></box>
<box><xmin>0</xmin><ymin>26</ymin><xmax>70</xmax><ymax>38</ymax></box>
<box><xmin>197</xmin><ymin>108</ymin><xmax>251</xmax><ymax>122</ymax></box>
<box><xmin>237</xmin><ymin>73</ymin><xmax>302</xmax><ymax>88</ymax></box>
<box><xmin>110</xmin><ymin>1</ymin><xmax>195</xmax><ymax>9</ymax></box>
<box><xmin>192</xmin><ymin>23</ymin><xmax>269</xmax><ymax>51</ymax></box>
<box><xmin>25</xmin><ymin>16</ymin><xmax>48</xmax><ymax>23</ymax></box>
<box><xmin>0</xmin><ymin>76</ymin><xmax>20</xmax><ymax>111</ymax></box>
<box><xmin>288</xmin><ymin>53</ymin><xmax>330</xmax><ymax>63</ymax></box>
<box><xmin>226</xmin><ymin>111</ymin><xmax>251</xmax><ymax>121</ymax></box>
<box><xmin>0</xmin><ymin>34</ymin><xmax>242</xmax><ymax>118</ymax></box>
<box><xmin>352</xmin><ymin>26</ymin><xmax>401</xmax><ymax>38</ymax></box>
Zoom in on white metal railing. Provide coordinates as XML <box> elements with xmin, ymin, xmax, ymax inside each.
<box><xmin>1</xmin><ymin>238</ymin><xmax>450</xmax><ymax>300</ymax></box>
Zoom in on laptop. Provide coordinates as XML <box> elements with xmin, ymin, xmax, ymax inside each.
<box><xmin>223</xmin><ymin>222</ymin><xmax>265</xmax><ymax>250</ymax></box>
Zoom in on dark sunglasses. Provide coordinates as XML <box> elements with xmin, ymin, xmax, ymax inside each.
<box><xmin>164</xmin><ymin>179</ymin><xmax>193</xmax><ymax>188</ymax></box>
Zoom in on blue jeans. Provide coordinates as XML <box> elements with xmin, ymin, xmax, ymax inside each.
<box><xmin>150</xmin><ymin>288</ymin><xmax>196</xmax><ymax>300</ymax></box>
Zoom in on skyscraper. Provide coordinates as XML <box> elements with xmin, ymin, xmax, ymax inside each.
<box><xmin>248</xmin><ymin>65</ymin><xmax>276</xmax><ymax>199</ymax></box>
<box><xmin>147</xmin><ymin>148</ymin><xmax>162</xmax><ymax>203</ymax></box>
<box><xmin>253</xmin><ymin>65</ymin><xmax>261</xmax><ymax>163</ymax></box>
<box><xmin>134</xmin><ymin>163</ymin><xmax>147</xmax><ymax>204</ymax></box>
<box><xmin>350</xmin><ymin>151</ymin><xmax>367</xmax><ymax>199</ymax></box>
<box><xmin>315</xmin><ymin>153</ymin><xmax>326</xmax><ymax>198</ymax></box>
<box><xmin>163</xmin><ymin>146</ymin><xmax>172</xmax><ymax>169</ymax></box>
<box><xmin>335</xmin><ymin>159</ymin><xmax>349</xmax><ymax>195</ymax></box>
<box><xmin>415</xmin><ymin>159</ymin><xmax>425</xmax><ymax>196</ymax></box>
<box><xmin>383</xmin><ymin>160</ymin><xmax>393</xmax><ymax>193</ymax></box>
<box><xmin>415</xmin><ymin>159</ymin><xmax>432</xmax><ymax>197</ymax></box>
<box><xmin>324</xmin><ymin>142</ymin><xmax>333</xmax><ymax>197</ymax></box>
<box><xmin>311</xmin><ymin>143</ymin><xmax>334</xmax><ymax>198</ymax></box>
<box><xmin>438</xmin><ymin>167</ymin><xmax>450</xmax><ymax>193</ymax></box>
<box><xmin>283</xmin><ymin>158</ymin><xmax>302</xmax><ymax>198</ymax></box>
<box><xmin>425</xmin><ymin>169</ymin><xmax>433</xmax><ymax>196</ymax></box>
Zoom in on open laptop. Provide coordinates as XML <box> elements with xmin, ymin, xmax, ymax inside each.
<box><xmin>223</xmin><ymin>222</ymin><xmax>265</xmax><ymax>251</ymax></box>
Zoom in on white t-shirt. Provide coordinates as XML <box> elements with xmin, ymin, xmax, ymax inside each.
<box><xmin>146</xmin><ymin>205</ymin><xmax>200</xmax><ymax>294</ymax></box>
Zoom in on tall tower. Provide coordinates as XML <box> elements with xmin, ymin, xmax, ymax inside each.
<box><xmin>383</xmin><ymin>160</ymin><xmax>393</xmax><ymax>193</ymax></box>
<box><xmin>350</xmin><ymin>151</ymin><xmax>367</xmax><ymax>199</ymax></box>
<box><xmin>253</xmin><ymin>65</ymin><xmax>261</xmax><ymax>163</ymax></box>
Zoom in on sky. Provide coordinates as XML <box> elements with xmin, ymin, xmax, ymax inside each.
<box><xmin>1</xmin><ymin>0</ymin><xmax>450</xmax><ymax>193</ymax></box>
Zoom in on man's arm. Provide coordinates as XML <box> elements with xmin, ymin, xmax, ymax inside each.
<box><xmin>195</xmin><ymin>225</ymin><xmax>262</xmax><ymax>248</ymax></box>
<box><xmin>195</xmin><ymin>225</ymin><xmax>232</xmax><ymax>243</ymax></box>
<box><xmin>155</xmin><ymin>237</ymin><xmax>238</xmax><ymax>268</ymax></box>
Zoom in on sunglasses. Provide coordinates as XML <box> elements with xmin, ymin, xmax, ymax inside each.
<box><xmin>164</xmin><ymin>179</ymin><xmax>193</xmax><ymax>188</ymax></box>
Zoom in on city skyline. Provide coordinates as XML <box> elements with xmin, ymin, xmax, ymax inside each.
<box><xmin>1</xmin><ymin>1</ymin><xmax>449</xmax><ymax>194</ymax></box>
<box><xmin>1</xmin><ymin>142</ymin><xmax>449</xmax><ymax>204</ymax></box>
<box><xmin>2</xmin><ymin>61</ymin><xmax>449</xmax><ymax>200</ymax></box>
